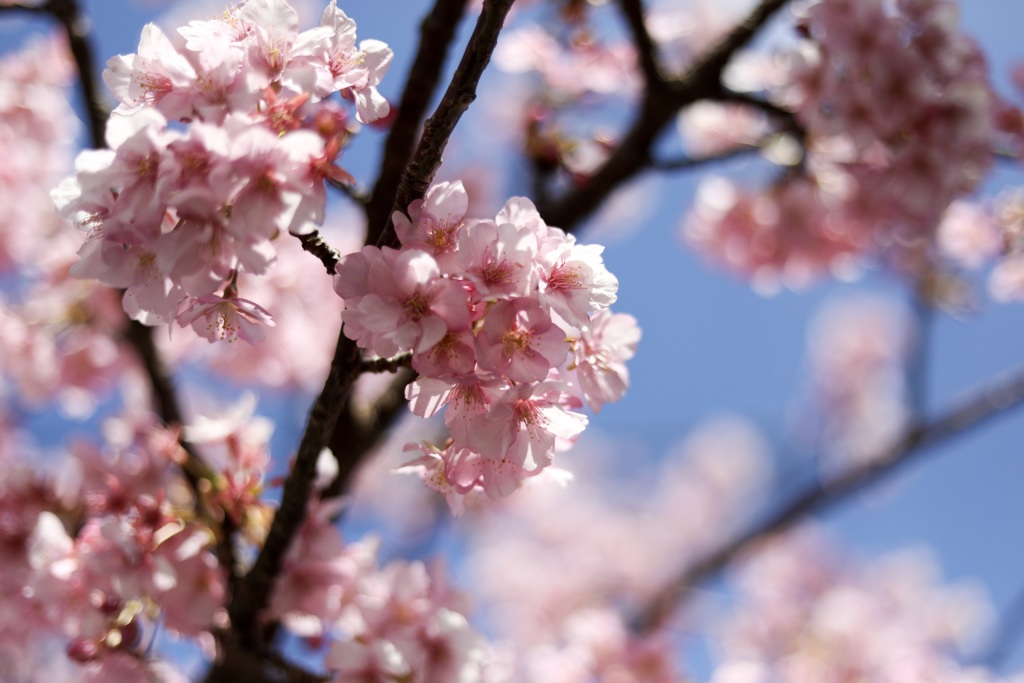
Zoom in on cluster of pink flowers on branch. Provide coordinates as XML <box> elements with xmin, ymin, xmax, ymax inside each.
<box><xmin>268</xmin><ymin>496</ymin><xmax>492</xmax><ymax>682</ymax></box>
<box><xmin>52</xmin><ymin>0</ymin><xmax>392</xmax><ymax>339</ymax></box>
<box><xmin>334</xmin><ymin>180</ymin><xmax>638</xmax><ymax>511</ymax></box>
<box><xmin>687</xmin><ymin>0</ymin><xmax>1008</xmax><ymax>286</ymax></box>
<box><xmin>0</xmin><ymin>409</ymin><xmax>226</xmax><ymax>681</ymax></box>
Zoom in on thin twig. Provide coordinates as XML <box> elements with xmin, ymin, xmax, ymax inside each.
<box><xmin>633</xmin><ymin>365</ymin><xmax>1024</xmax><ymax>633</ymax></box>
<box><xmin>326</xmin><ymin>176</ymin><xmax>370</xmax><ymax>204</ymax></box>
<box><xmin>908</xmin><ymin>276</ymin><xmax>935</xmax><ymax>418</ymax></box>
<box><xmin>0</xmin><ymin>2</ymin><xmax>48</xmax><ymax>13</ymax></box>
<box><xmin>716</xmin><ymin>88</ymin><xmax>799</xmax><ymax>123</ymax></box>
<box><xmin>292</xmin><ymin>229</ymin><xmax>343</xmax><ymax>275</ymax></box>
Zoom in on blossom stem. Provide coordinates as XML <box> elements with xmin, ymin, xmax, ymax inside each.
<box><xmin>632</xmin><ymin>364</ymin><xmax>1024</xmax><ymax>634</ymax></box>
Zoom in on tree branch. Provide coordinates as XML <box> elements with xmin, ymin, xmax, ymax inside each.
<box><xmin>0</xmin><ymin>2</ymin><xmax>48</xmax><ymax>13</ymax></box>
<box><xmin>364</xmin><ymin>0</ymin><xmax>471</xmax><ymax>247</ymax></box>
<box><xmin>292</xmin><ymin>229</ymin><xmax>343</xmax><ymax>275</ymax></box>
<box><xmin>322</xmin><ymin>0</ymin><xmax>516</xmax><ymax>497</ymax></box>
<box><xmin>228</xmin><ymin>333</ymin><xmax>361</xmax><ymax>645</ymax></box>
<box><xmin>386</xmin><ymin>0</ymin><xmax>518</xmax><ymax>247</ymax></box>
<box><xmin>538</xmin><ymin>0</ymin><xmax>794</xmax><ymax>230</ymax></box>
<box><xmin>45</xmin><ymin>0</ymin><xmax>109</xmax><ymax>149</ymax></box>
<box><xmin>321</xmin><ymin>369</ymin><xmax>416</xmax><ymax>502</ymax></box>
<box><xmin>361</xmin><ymin>353</ymin><xmax>413</xmax><ymax>374</ymax></box>
<box><xmin>47</xmin><ymin>0</ymin><xmax>220</xmax><ymax>491</ymax></box>
<box><xmin>633</xmin><ymin>365</ymin><xmax>1024</xmax><ymax>633</ymax></box>
<box><xmin>317</xmin><ymin>0</ymin><xmax>473</xmax><ymax>515</ymax></box>
<box><xmin>616</xmin><ymin>0</ymin><xmax>664</xmax><ymax>87</ymax></box>
<box><xmin>326</xmin><ymin>176</ymin><xmax>370</xmax><ymax>204</ymax></box>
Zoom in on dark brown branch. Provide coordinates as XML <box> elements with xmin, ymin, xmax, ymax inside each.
<box><xmin>46</xmin><ymin>0</ymin><xmax>109</xmax><ymax>149</ymax></box>
<box><xmin>48</xmin><ymin>0</ymin><xmax>220</xmax><ymax>493</ymax></box>
<box><xmin>364</xmin><ymin>0</ymin><xmax>471</xmax><ymax>246</ymax></box>
<box><xmin>616</xmin><ymin>0</ymin><xmax>665</xmax><ymax>87</ymax></box>
<box><xmin>386</xmin><ymin>0</ymin><xmax>518</xmax><ymax>247</ymax></box>
<box><xmin>633</xmin><ymin>366</ymin><xmax>1024</xmax><ymax>634</ymax></box>
<box><xmin>318</xmin><ymin>0</ymin><xmax>473</xmax><ymax>513</ymax></box>
<box><xmin>322</xmin><ymin>369</ymin><xmax>416</xmax><ymax>501</ymax></box>
<box><xmin>325</xmin><ymin>0</ymin><xmax>516</xmax><ymax>491</ymax></box>
<box><xmin>228</xmin><ymin>334</ymin><xmax>361</xmax><ymax>645</ymax></box>
<box><xmin>538</xmin><ymin>0</ymin><xmax>794</xmax><ymax>230</ymax></box>
<box><xmin>292</xmin><ymin>229</ymin><xmax>343</xmax><ymax>275</ymax></box>
<box><xmin>122</xmin><ymin>321</ymin><xmax>212</xmax><ymax>483</ymax></box>
<box><xmin>361</xmin><ymin>353</ymin><xmax>413</xmax><ymax>374</ymax></box>
<box><xmin>44</xmin><ymin>0</ymin><xmax>222</xmax><ymax>494</ymax></box>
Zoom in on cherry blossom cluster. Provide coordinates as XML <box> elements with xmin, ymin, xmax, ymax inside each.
<box><xmin>687</xmin><ymin>175</ymin><xmax>866</xmax><ymax>292</ymax></box>
<box><xmin>934</xmin><ymin>192</ymin><xmax>1024</xmax><ymax>306</ymax></box>
<box><xmin>269</xmin><ymin>496</ymin><xmax>492</xmax><ymax>682</ymax></box>
<box><xmin>461</xmin><ymin>419</ymin><xmax>769</xmax><ymax>647</ymax></box>
<box><xmin>688</xmin><ymin>0</ymin><xmax>1001</xmax><ymax>286</ymax></box>
<box><xmin>492</xmin><ymin>9</ymin><xmax>638</xmax><ymax>184</ymax></box>
<box><xmin>0</xmin><ymin>35</ymin><xmax>145</xmax><ymax>419</ymax></box>
<box><xmin>0</xmin><ymin>410</ymin><xmax>223</xmax><ymax>682</ymax></box>
<box><xmin>0</xmin><ymin>33</ymin><xmax>79</xmax><ymax>272</ymax></box>
<box><xmin>334</xmin><ymin>181</ymin><xmax>638</xmax><ymax>511</ymax></box>
<box><xmin>158</xmin><ymin>208</ymin><xmax>365</xmax><ymax>392</ymax></box>
<box><xmin>53</xmin><ymin>0</ymin><xmax>391</xmax><ymax>340</ymax></box>
<box><xmin>799</xmin><ymin>296</ymin><xmax>911</xmax><ymax>469</ymax></box>
<box><xmin>717</xmin><ymin>526</ymin><xmax>992</xmax><ymax>683</ymax></box>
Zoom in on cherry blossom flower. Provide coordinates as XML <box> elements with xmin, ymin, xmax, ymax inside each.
<box><xmin>177</xmin><ymin>294</ymin><xmax>276</xmax><ymax>344</ymax></box>
<box><xmin>394</xmin><ymin>180</ymin><xmax>469</xmax><ymax>268</ymax></box>
<box><xmin>571</xmin><ymin>310</ymin><xmax>640</xmax><ymax>412</ymax></box>
<box><xmin>474</xmin><ymin>299</ymin><xmax>566</xmax><ymax>382</ymax></box>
